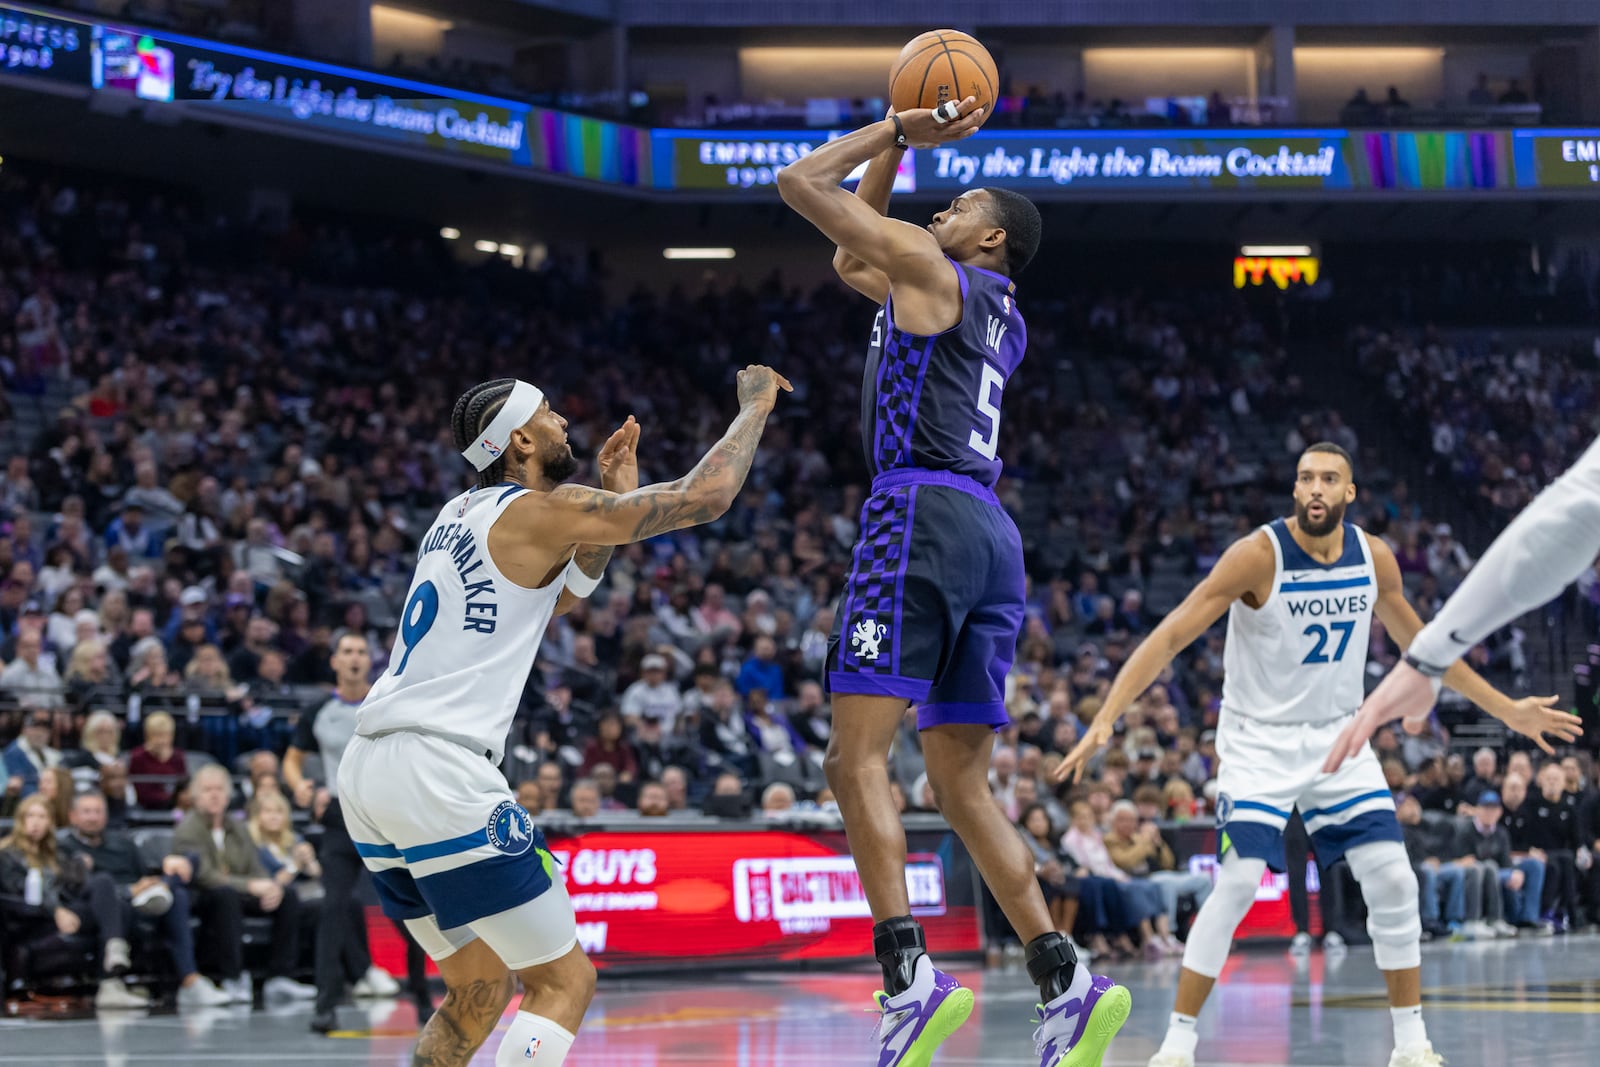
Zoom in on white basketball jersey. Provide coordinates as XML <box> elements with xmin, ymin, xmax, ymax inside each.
<box><xmin>1221</xmin><ymin>519</ymin><xmax>1376</xmax><ymax>726</ymax></box>
<box><xmin>356</xmin><ymin>483</ymin><xmax>568</xmax><ymax>763</ymax></box>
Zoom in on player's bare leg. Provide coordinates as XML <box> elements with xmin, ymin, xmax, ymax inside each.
<box><xmin>923</xmin><ymin>723</ymin><xmax>1130</xmax><ymax>1067</ymax></box>
<box><xmin>414</xmin><ymin>939</ymin><xmax>513</xmax><ymax>1067</ymax></box>
<box><xmin>826</xmin><ymin>694</ymin><xmax>972</xmax><ymax>1066</ymax></box>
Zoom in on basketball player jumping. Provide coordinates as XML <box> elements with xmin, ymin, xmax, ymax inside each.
<box><xmin>1326</xmin><ymin>434</ymin><xmax>1595</xmax><ymax>766</ymax></box>
<box><xmin>778</xmin><ymin>100</ymin><xmax>1130</xmax><ymax>1067</ymax></box>
<box><xmin>1052</xmin><ymin>443</ymin><xmax>1579</xmax><ymax>1067</ymax></box>
<box><xmin>339</xmin><ymin>366</ymin><xmax>789</xmax><ymax>1067</ymax></box>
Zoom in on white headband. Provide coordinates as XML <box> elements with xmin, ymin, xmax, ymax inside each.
<box><xmin>461</xmin><ymin>380</ymin><xmax>545</xmax><ymax>471</ymax></box>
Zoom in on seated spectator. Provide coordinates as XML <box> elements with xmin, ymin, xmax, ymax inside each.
<box><xmin>1163</xmin><ymin>778</ymin><xmax>1197</xmax><ymax>821</ymax></box>
<box><xmin>0</xmin><ymin>794</ymin><xmax>149</xmax><ymax>1008</ymax></box>
<box><xmin>636</xmin><ymin>780</ymin><xmax>669</xmax><ymax>817</ymax></box>
<box><xmin>1461</xmin><ymin>748</ymin><xmax>1501</xmax><ymax>806</ymax></box>
<box><xmin>1061</xmin><ymin>800</ymin><xmax>1178</xmax><ymax>958</ymax></box>
<box><xmin>1455</xmin><ymin>790</ymin><xmax>1518</xmax><ymax>938</ymax></box>
<box><xmin>619</xmin><ymin>654</ymin><xmax>683</xmax><ymax>731</ymax></box>
<box><xmin>1529</xmin><ymin>763</ymin><xmax>1582</xmax><ymax>930</ymax></box>
<box><xmin>63</xmin><ymin>710</ymin><xmax>127</xmax><ymax>793</ymax></box>
<box><xmin>736</xmin><ymin>636</ymin><xmax>786</xmax><ymax>700</ymax></box>
<box><xmin>35</xmin><ymin>765</ymin><xmax>74</xmax><ymax>829</ymax></box>
<box><xmin>568</xmin><ymin>778</ymin><xmax>602</xmax><ymax>820</ymax></box>
<box><xmin>3</xmin><ymin>707</ymin><xmax>61</xmax><ymax>802</ymax></box>
<box><xmin>1017</xmin><ymin>802</ymin><xmax>1085</xmax><ymax>945</ymax></box>
<box><xmin>580</xmin><ymin>711</ymin><xmax>639</xmax><ymax>785</ymax></box>
<box><xmin>1105</xmin><ymin>800</ymin><xmax>1210</xmax><ymax>940</ymax></box>
<box><xmin>62</xmin><ymin>640</ymin><xmax>123</xmax><ymax>717</ymax></box>
<box><xmin>127</xmin><ymin>710</ymin><xmax>186</xmax><ymax>811</ymax></box>
<box><xmin>699</xmin><ymin>680</ymin><xmax>756</xmax><ymax>780</ymax></box>
<box><xmin>172</xmin><ymin>764</ymin><xmax>316</xmax><ymax>1002</ymax></box>
<box><xmin>58</xmin><ymin>790</ymin><xmax>232</xmax><ymax>1006</ymax></box>
<box><xmin>2</xmin><ymin>628</ymin><xmax>64</xmax><ymax>708</ymax></box>
<box><xmin>1499</xmin><ymin>775</ymin><xmax>1548</xmax><ymax>929</ymax></box>
<box><xmin>702</xmin><ymin>772</ymin><xmax>749</xmax><ymax>818</ymax></box>
<box><xmin>759</xmin><ymin>782</ymin><xmax>795</xmax><ymax>818</ymax></box>
<box><xmin>745</xmin><ymin>689</ymin><xmax>803</xmax><ymax>757</ymax></box>
<box><xmin>516</xmin><ymin>778</ymin><xmax>544</xmax><ymax>814</ymax></box>
<box><xmin>241</xmin><ymin>750</ymin><xmax>284</xmax><ymax>806</ymax></box>
<box><xmin>590</xmin><ymin>763</ymin><xmax>628</xmax><ymax>811</ymax></box>
<box><xmin>1399</xmin><ymin>793</ymin><xmax>1468</xmax><ymax>939</ymax></box>
<box><xmin>536</xmin><ymin>761</ymin><xmax>566</xmax><ymax>813</ymax></box>
<box><xmin>248</xmin><ymin>791</ymin><xmax>322</xmax><ymax>891</ymax></box>
<box><xmin>126</xmin><ymin>635</ymin><xmax>180</xmax><ymax>692</ymax></box>
<box><xmin>661</xmin><ymin>766</ymin><xmax>691</xmax><ymax>812</ymax></box>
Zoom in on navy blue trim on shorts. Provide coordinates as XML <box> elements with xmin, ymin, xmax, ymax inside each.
<box><xmin>416</xmin><ymin>849</ymin><xmax>555</xmax><ymax>930</ymax></box>
<box><xmin>1307</xmin><ymin>809</ymin><xmax>1404</xmax><ymax>866</ymax></box>
<box><xmin>1219</xmin><ymin>821</ymin><xmax>1287</xmax><ymax>873</ymax></box>
<box><xmin>370</xmin><ymin>867</ymin><xmax>433</xmax><ymax>922</ymax></box>
<box><xmin>1302</xmin><ymin>789</ymin><xmax>1392</xmax><ymax>820</ymax></box>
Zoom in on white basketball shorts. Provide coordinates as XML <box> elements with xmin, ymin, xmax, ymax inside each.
<box><xmin>1213</xmin><ymin>710</ymin><xmax>1403</xmax><ymax>871</ymax></box>
<box><xmin>338</xmin><ymin>729</ymin><xmax>577</xmax><ymax>968</ymax></box>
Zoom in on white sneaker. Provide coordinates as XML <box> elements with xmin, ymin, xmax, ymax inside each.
<box><xmin>1323</xmin><ymin>931</ymin><xmax>1346</xmax><ymax>952</ymax></box>
<box><xmin>96</xmin><ymin>979</ymin><xmax>149</xmax><ymax>1011</ymax></box>
<box><xmin>1148</xmin><ymin>1053</ymin><xmax>1196</xmax><ymax>1067</ymax></box>
<box><xmin>177</xmin><ymin>975</ymin><xmax>235</xmax><ymax>1008</ymax></box>
<box><xmin>1388</xmin><ymin>1040</ymin><xmax>1444</xmax><ymax>1066</ymax></box>
<box><xmin>1463</xmin><ymin>920</ymin><xmax>1495</xmax><ymax>941</ymax></box>
<box><xmin>1491</xmin><ymin>920</ymin><xmax>1519</xmax><ymax>939</ymax></box>
<box><xmin>264</xmin><ymin>976</ymin><xmax>318</xmax><ymax>1001</ymax></box>
<box><xmin>222</xmin><ymin>973</ymin><xmax>253</xmax><ymax>1004</ymax></box>
<box><xmin>1289</xmin><ymin>932</ymin><xmax>1312</xmax><ymax>956</ymax></box>
<box><xmin>352</xmin><ymin>965</ymin><xmax>401</xmax><ymax>997</ymax></box>
<box><xmin>103</xmin><ymin>937</ymin><xmax>133</xmax><ymax>976</ymax></box>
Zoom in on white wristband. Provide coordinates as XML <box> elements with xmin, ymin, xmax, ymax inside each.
<box><xmin>563</xmin><ymin>558</ymin><xmax>602</xmax><ymax>598</ymax></box>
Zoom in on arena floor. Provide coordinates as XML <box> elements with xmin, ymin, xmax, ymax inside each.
<box><xmin>2</xmin><ymin>938</ymin><xmax>1594</xmax><ymax>1065</ymax></box>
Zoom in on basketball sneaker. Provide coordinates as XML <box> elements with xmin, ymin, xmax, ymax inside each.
<box><xmin>1033</xmin><ymin>973</ymin><xmax>1132</xmax><ymax>1067</ymax></box>
<box><xmin>1388</xmin><ymin>1041</ymin><xmax>1445</xmax><ymax>1066</ymax></box>
<box><xmin>870</xmin><ymin>954</ymin><xmax>974</xmax><ymax>1067</ymax></box>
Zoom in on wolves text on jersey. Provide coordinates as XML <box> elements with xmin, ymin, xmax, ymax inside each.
<box><xmin>418</xmin><ymin>521</ymin><xmax>500</xmax><ymax>633</ymax></box>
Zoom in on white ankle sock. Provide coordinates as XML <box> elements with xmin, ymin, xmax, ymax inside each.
<box><xmin>1159</xmin><ymin>1012</ymin><xmax>1199</xmax><ymax>1056</ymax></box>
<box><xmin>496</xmin><ymin>1010</ymin><xmax>576</xmax><ymax>1066</ymax></box>
<box><xmin>1390</xmin><ymin>1005</ymin><xmax>1427</xmax><ymax>1050</ymax></box>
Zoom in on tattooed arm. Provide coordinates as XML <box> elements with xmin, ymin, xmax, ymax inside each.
<box><xmin>524</xmin><ymin>365</ymin><xmax>791</xmax><ymax>550</ymax></box>
<box><xmin>553</xmin><ymin>416</ymin><xmax>639</xmax><ymax>616</ymax></box>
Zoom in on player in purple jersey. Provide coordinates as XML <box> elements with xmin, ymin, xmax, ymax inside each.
<box><xmin>779</xmin><ymin>100</ymin><xmax>1130</xmax><ymax>1067</ymax></box>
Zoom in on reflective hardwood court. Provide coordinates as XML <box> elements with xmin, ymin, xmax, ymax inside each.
<box><xmin>2</xmin><ymin>937</ymin><xmax>1595</xmax><ymax>1065</ymax></box>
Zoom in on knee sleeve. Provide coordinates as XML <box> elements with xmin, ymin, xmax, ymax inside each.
<box><xmin>1181</xmin><ymin>853</ymin><xmax>1266</xmax><ymax>978</ymax></box>
<box><xmin>1347</xmin><ymin>841</ymin><xmax>1421</xmax><ymax>971</ymax></box>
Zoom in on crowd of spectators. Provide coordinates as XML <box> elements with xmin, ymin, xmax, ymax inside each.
<box><xmin>0</xmin><ymin>155</ymin><xmax>1595</xmax><ymax>1001</ymax></box>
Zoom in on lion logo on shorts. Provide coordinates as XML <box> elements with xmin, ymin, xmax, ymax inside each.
<box><xmin>487</xmin><ymin>799</ymin><xmax>536</xmax><ymax>856</ymax></box>
<box><xmin>850</xmin><ymin>618</ymin><xmax>889</xmax><ymax>662</ymax></box>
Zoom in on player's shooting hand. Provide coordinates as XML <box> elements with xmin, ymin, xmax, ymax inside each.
<box><xmin>1495</xmin><ymin>693</ymin><xmax>1582</xmax><ymax>756</ymax></box>
<box><xmin>896</xmin><ymin>97</ymin><xmax>985</xmax><ymax>148</ymax></box>
<box><xmin>1322</xmin><ymin>660</ymin><xmax>1438</xmax><ymax>774</ymax></box>
<box><xmin>1051</xmin><ymin>717</ymin><xmax>1113</xmax><ymax>785</ymax></box>
<box><xmin>736</xmin><ymin>365</ymin><xmax>794</xmax><ymax>413</ymax></box>
<box><xmin>598</xmin><ymin>416</ymin><xmax>641</xmax><ymax>494</ymax></box>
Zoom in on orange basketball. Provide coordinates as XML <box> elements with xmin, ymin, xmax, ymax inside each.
<box><xmin>888</xmin><ymin>30</ymin><xmax>998</xmax><ymax>128</ymax></box>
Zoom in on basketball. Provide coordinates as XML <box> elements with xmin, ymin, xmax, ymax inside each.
<box><xmin>888</xmin><ymin>30</ymin><xmax>998</xmax><ymax>127</ymax></box>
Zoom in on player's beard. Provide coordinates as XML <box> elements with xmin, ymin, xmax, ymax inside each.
<box><xmin>1295</xmin><ymin>496</ymin><xmax>1346</xmax><ymax>537</ymax></box>
<box><xmin>541</xmin><ymin>443</ymin><xmax>580</xmax><ymax>484</ymax></box>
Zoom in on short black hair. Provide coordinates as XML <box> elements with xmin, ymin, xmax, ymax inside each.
<box><xmin>981</xmin><ymin>187</ymin><xmax>1042</xmax><ymax>277</ymax></box>
<box><xmin>451</xmin><ymin>378</ymin><xmax>516</xmax><ymax>490</ymax></box>
<box><xmin>1301</xmin><ymin>441</ymin><xmax>1355</xmax><ymax>478</ymax></box>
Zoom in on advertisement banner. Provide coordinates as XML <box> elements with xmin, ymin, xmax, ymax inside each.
<box><xmin>1515</xmin><ymin>130</ymin><xmax>1600</xmax><ymax>188</ymax></box>
<box><xmin>540</xmin><ymin>827</ymin><xmax>979</xmax><ymax>969</ymax></box>
<box><xmin>659</xmin><ymin>130</ymin><xmax>915</xmax><ymax>192</ymax></box>
<box><xmin>0</xmin><ymin>4</ymin><xmax>89</xmax><ymax>87</ymax></box>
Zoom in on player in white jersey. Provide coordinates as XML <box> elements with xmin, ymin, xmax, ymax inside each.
<box><xmin>1053</xmin><ymin>443</ymin><xmax>1563</xmax><ymax>1067</ymax></box>
<box><xmin>339</xmin><ymin>365</ymin><xmax>789</xmax><ymax>1067</ymax></box>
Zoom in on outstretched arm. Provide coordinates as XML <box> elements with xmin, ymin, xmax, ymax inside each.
<box><xmin>554</xmin><ymin>417</ymin><xmax>639</xmax><ymax>616</ymax></box>
<box><xmin>517</xmin><ymin>366</ymin><xmax>791</xmax><ymax>550</ymax></box>
<box><xmin>1052</xmin><ymin>532</ymin><xmax>1274</xmax><ymax>784</ymax></box>
<box><xmin>831</xmin><ymin>130</ymin><xmax>903</xmax><ymax>303</ymax></box>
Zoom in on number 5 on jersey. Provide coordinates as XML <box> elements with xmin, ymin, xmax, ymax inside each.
<box><xmin>969</xmin><ymin>362</ymin><xmax>1004</xmax><ymax>461</ymax></box>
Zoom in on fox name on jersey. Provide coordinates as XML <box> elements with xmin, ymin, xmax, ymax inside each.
<box><xmin>416</xmin><ymin>519</ymin><xmax>500</xmax><ymax>634</ymax></box>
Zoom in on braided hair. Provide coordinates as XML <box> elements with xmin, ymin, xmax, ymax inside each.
<box><xmin>451</xmin><ymin>378</ymin><xmax>516</xmax><ymax>490</ymax></box>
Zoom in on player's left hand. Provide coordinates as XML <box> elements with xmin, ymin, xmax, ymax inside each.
<box><xmin>598</xmin><ymin>416</ymin><xmax>640</xmax><ymax>494</ymax></box>
<box><xmin>1495</xmin><ymin>693</ymin><xmax>1583</xmax><ymax>756</ymax></box>
<box><xmin>1051</xmin><ymin>716</ymin><xmax>1113</xmax><ymax>785</ymax></box>
<box><xmin>896</xmin><ymin>97</ymin><xmax>985</xmax><ymax>148</ymax></box>
<box><xmin>1323</xmin><ymin>660</ymin><xmax>1438</xmax><ymax>773</ymax></box>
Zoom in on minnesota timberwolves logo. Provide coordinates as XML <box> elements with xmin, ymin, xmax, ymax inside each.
<box><xmin>486</xmin><ymin>800</ymin><xmax>535</xmax><ymax>856</ymax></box>
<box><xmin>1214</xmin><ymin>792</ymin><xmax>1234</xmax><ymax>828</ymax></box>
